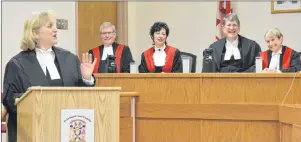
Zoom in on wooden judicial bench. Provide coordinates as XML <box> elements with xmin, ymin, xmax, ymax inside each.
<box><xmin>95</xmin><ymin>73</ymin><xmax>301</xmax><ymax>142</ymax></box>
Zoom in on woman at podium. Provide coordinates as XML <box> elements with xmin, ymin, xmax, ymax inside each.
<box><xmin>260</xmin><ymin>28</ymin><xmax>301</xmax><ymax>73</ymax></box>
<box><xmin>2</xmin><ymin>11</ymin><xmax>96</xmax><ymax>142</ymax></box>
<box><xmin>138</xmin><ymin>21</ymin><xmax>183</xmax><ymax>73</ymax></box>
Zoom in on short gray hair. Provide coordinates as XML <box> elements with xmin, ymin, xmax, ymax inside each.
<box><xmin>264</xmin><ymin>28</ymin><xmax>283</xmax><ymax>39</ymax></box>
<box><xmin>99</xmin><ymin>22</ymin><xmax>116</xmax><ymax>33</ymax></box>
<box><xmin>222</xmin><ymin>13</ymin><xmax>240</xmax><ymax>27</ymax></box>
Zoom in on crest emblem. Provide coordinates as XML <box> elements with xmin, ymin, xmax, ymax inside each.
<box><xmin>69</xmin><ymin>119</ymin><xmax>86</xmax><ymax>142</ymax></box>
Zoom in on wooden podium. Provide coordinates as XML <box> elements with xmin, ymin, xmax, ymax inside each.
<box><xmin>16</xmin><ymin>87</ymin><xmax>121</xmax><ymax>142</ymax></box>
<box><xmin>95</xmin><ymin>73</ymin><xmax>301</xmax><ymax>142</ymax></box>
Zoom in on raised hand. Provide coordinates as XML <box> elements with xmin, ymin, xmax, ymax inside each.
<box><xmin>81</xmin><ymin>53</ymin><xmax>97</xmax><ymax>80</ymax></box>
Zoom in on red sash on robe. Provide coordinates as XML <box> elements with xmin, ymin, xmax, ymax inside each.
<box><xmin>92</xmin><ymin>44</ymin><xmax>125</xmax><ymax>73</ymax></box>
<box><xmin>143</xmin><ymin>45</ymin><xmax>177</xmax><ymax>72</ymax></box>
<box><xmin>259</xmin><ymin>46</ymin><xmax>293</xmax><ymax>69</ymax></box>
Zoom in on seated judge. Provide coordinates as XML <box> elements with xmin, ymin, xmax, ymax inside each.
<box><xmin>206</xmin><ymin>13</ymin><xmax>261</xmax><ymax>72</ymax></box>
<box><xmin>260</xmin><ymin>28</ymin><xmax>301</xmax><ymax>73</ymax></box>
<box><xmin>88</xmin><ymin>22</ymin><xmax>133</xmax><ymax>73</ymax></box>
<box><xmin>138</xmin><ymin>22</ymin><xmax>183</xmax><ymax>73</ymax></box>
<box><xmin>2</xmin><ymin>11</ymin><xmax>96</xmax><ymax>142</ymax></box>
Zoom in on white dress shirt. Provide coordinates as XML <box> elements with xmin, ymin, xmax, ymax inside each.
<box><xmin>35</xmin><ymin>48</ymin><xmax>94</xmax><ymax>85</ymax></box>
<box><xmin>153</xmin><ymin>45</ymin><xmax>166</xmax><ymax>66</ymax></box>
<box><xmin>224</xmin><ymin>38</ymin><xmax>241</xmax><ymax>60</ymax></box>
<box><xmin>102</xmin><ymin>45</ymin><xmax>114</xmax><ymax>60</ymax></box>
<box><xmin>269</xmin><ymin>49</ymin><xmax>282</xmax><ymax>70</ymax></box>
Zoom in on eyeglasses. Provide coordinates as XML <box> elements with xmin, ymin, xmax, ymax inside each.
<box><xmin>100</xmin><ymin>31</ymin><xmax>115</xmax><ymax>36</ymax></box>
<box><xmin>225</xmin><ymin>24</ymin><xmax>238</xmax><ymax>29</ymax></box>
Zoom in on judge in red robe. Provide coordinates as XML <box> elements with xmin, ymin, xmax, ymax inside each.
<box><xmin>138</xmin><ymin>22</ymin><xmax>183</xmax><ymax>73</ymax></box>
<box><xmin>89</xmin><ymin>22</ymin><xmax>133</xmax><ymax>73</ymax></box>
<box><xmin>260</xmin><ymin>28</ymin><xmax>301</xmax><ymax>73</ymax></box>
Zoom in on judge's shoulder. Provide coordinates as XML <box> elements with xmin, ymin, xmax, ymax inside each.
<box><xmin>52</xmin><ymin>46</ymin><xmax>78</xmax><ymax>58</ymax></box>
<box><xmin>209</xmin><ymin>35</ymin><xmax>257</xmax><ymax>47</ymax></box>
<box><xmin>167</xmin><ymin>45</ymin><xmax>181</xmax><ymax>53</ymax></box>
<box><xmin>114</xmin><ymin>42</ymin><xmax>131</xmax><ymax>50</ymax></box>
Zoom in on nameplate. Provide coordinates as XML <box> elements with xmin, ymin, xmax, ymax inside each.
<box><xmin>61</xmin><ymin>109</ymin><xmax>94</xmax><ymax>142</ymax></box>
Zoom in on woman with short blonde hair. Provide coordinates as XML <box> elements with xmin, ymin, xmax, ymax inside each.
<box><xmin>259</xmin><ymin>28</ymin><xmax>301</xmax><ymax>72</ymax></box>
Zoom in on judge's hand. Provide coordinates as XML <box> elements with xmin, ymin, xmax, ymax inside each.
<box><xmin>263</xmin><ymin>68</ymin><xmax>281</xmax><ymax>73</ymax></box>
<box><xmin>81</xmin><ymin>53</ymin><xmax>97</xmax><ymax>80</ymax></box>
<box><xmin>14</xmin><ymin>98</ymin><xmax>20</xmax><ymax>105</ymax></box>
<box><xmin>262</xmin><ymin>68</ymin><xmax>269</xmax><ymax>73</ymax></box>
<box><xmin>267</xmin><ymin>69</ymin><xmax>277</xmax><ymax>73</ymax></box>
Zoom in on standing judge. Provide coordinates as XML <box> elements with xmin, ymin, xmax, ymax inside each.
<box><xmin>138</xmin><ymin>22</ymin><xmax>183</xmax><ymax>73</ymax></box>
<box><xmin>260</xmin><ymin>28</ymin><xmax>301</xmax><ymax>73</ymax></box>
<box><xmin>88</xmin><ymin>22</ymin><xmax>133</xmax><ymax>73</ymax></box>
<box><xmin>2</xmin><ymin>11</ymin><xmax>96</xmax><ymax>142</ymax></box>
<box><xmin>205</xmin><ymin>13</ymin><xmax>261</xmax><ymax>72</ymax></box>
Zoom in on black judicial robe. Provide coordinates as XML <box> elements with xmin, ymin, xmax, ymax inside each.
<box><xmin>260</xmin><ymin>46</ymin><xmax>301</xmax><ymax>72</ymax></box>
<box><xmin>208</xmin><ymin>35</ymin><xmax>262</xmax><ymax>72</ymax></box>
<box><xmin>2</xmin><ymin>46</ymin><xmax>94</xmax><ymax>142</ymax></box>
<box><xmin>138</xmin><ymin>45</ymin><xmax>183</xmax><ymax>73</ymax></box>
<box><xmin>88</xmin><ymin>42</ymin><xmax>133</xmax><ymax>73</ymax></box>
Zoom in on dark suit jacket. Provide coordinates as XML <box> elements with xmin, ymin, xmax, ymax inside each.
<box><xmin>208</xmin><ymin>35</ymin><xmax>262</xmax><ymax>72</ymax></box>
<box><xmin>2</xmin><ymin>46</ymin><xmax>94</xmax><ymax>142</ymax></box>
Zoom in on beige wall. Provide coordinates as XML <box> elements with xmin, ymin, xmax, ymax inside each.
<box><xmin>1</xmin><ymin>1</ymin><xmax>300</xmax><ymax>81</ymax></box>
<box><xmin>128</xmin><ymin>2</ymin><xmax>217</xmax><ymax>72</ymax></box>
<box><xmin>128</xmin><ymin>2</ymin><xmax>301</xmax><ymax>72</ymax></box>
<box><xmin>234</xmin><ymin>2</ymin><xmax>301</xmax><ymax>52</ymax></box>
<box><xmin>1</xmin><ymin>2</ymin><xmax>76</xmax><ymax>89</ymax></box>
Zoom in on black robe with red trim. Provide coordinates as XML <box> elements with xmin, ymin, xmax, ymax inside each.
<box><xmin>259</xmin><ymin>46</ymin><xmax>301</xmax><ymax>72</ymax></box>
<box><xmin>88</xmin><ymin>42</ymin><xmax>133</xmax><ymax>73</ymax></box>
<box><xmin>138</xmin><ymin>45</ymin><xmax>183</xmax><ymax>73</ymax></box>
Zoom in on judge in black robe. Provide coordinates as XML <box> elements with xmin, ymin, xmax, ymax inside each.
<box><xmin>204</xmin><ymin>13</ymin><xmax>261</xmax><ymax>72</ymax></box>
<box><xmin>89</xmin><ymin>22</ymin><xmax>133</xmax><ymax>73</ymax></box>
<box><xmin>208</xmin><ymin>35</ymin><xmax>261</xmax><ymax>72</ymax></box>
<box><xmin>2</xmin><ymin>11</ymin><xmax>96</xmax><ymax>142</ymax></box>
<box><xmin>89</xmin><ymin>42</ymin><xmax>133</xmax><ymax>73</ymax></box>
<box><xmin>138</xmin><ymin>21</ymin><xmax>183</xmax><ymax>73</ymax></box>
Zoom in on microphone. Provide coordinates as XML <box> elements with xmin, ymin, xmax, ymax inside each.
<box><xmin>202</xmin><ymin>48</ymin><xmax>216</xmax><ymax>73</ymax></box>
<box><xmin>105</xmin><ymin>55</ymin><xmax>117</xmax><ymax>73</ymax></box>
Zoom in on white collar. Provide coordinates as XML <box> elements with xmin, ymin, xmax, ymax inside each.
<box><xmin>226</xmin><ymin>37</ymin><xmax>239</xmax><ymax>46</ymax></box>
<box><xmin>34</xmin><ymin>47</ymin><xmax>60</xmax><ymax>80</ymax></box>
<box><xmin>104</xmin><ymin>44</ymin><xmax>113</xmax><ymax>48</ymax></box>
<box><xmin>224</xmin><ymin>37</ymin><xmax>241</xmax><ymax>60</ymax></box>
<box><xmin>272</xmin><ymin>48</ymin><xmax>282</xmax><ymax>55</ymax></box>
<box><xmin>154</xmin><ymin>44</ymin><xmax>166</xmax><ymax>52</ymax></box>
<box><xmin>226</xmin><ymin>37</ymin><xmax>238</xmax><ymax>46</ymax></box>
<box><xmin>35</xmin><ymin>47</ymin><xmax>53</xmax><ymax>53</ymax></box>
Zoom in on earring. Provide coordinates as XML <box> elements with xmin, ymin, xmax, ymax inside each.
<box><xmin>34</xmin><ymin>39</ymin><xmax>40</xmax><ymax>48</ymax></box>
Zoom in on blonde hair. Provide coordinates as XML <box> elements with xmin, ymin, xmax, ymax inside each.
<box><xmin>99</xmin><ymin>22</ymin><xmax>116</xmax><ymax>33</ymax></box>
<box><xmin>20</xmin><ymin>11</ymin><xmax>54</xmax><ymax>51</ymax></box>
<box><xmin>264</xmin><ymin>28</ymin><xmax>283</xmax><ymax>39</ymax></box>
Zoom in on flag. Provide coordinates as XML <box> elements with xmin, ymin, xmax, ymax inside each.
<box><xmin>216</xmin><ymin>0</ymin><xmax>232</xmax><ymax>40</ymax></box>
